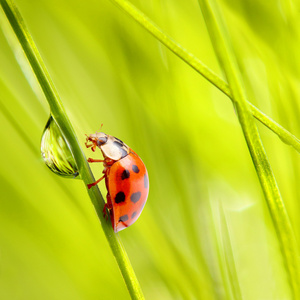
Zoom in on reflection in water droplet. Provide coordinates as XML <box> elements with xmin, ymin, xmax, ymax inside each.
<box><xmin>41</xmin><ymin>116</ymin><xmax>79</xmax><ymax>178</ymax></box>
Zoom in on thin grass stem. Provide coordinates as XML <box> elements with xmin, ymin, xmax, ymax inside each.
<box><xmin>107</xmin><ymin>0</ymin><xmax>300</xmax><ymax>154</ymax></box>
<box><xmin>0</xmin><ymin>1</ymin><xmax>144</xmax><ymax>299</ymax></box>
<box><xmin>197</xmin><ymin>0</ymin><xmax>300</xmax><ymax>297</ymax></box>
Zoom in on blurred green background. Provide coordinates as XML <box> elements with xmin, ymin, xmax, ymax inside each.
<box><xmin>0</xmin><ymin>0</ymin><xmax>299</xmax><ymax>299</ymax></box>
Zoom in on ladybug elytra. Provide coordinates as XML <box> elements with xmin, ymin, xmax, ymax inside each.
<box><xmin>85</xmin><ymin>132</ymin><xmax>149</xmax><ymax>232</ymax></box>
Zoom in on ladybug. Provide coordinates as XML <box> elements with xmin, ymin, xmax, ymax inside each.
<box><xmin>85</xmin><ymin>132</ymin><xmax>149</xmax><ymax>232</ymax></box>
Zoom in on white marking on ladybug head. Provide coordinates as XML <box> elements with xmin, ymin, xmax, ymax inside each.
<box><xmin>100</xmin><ymin>135</ymin><xmax>129</xmax><ymax>161</ymax></box>
<box><xmin>87</xmin><ymin>132</ymin><xmax>129</xmax><ymax>161</ymax></box>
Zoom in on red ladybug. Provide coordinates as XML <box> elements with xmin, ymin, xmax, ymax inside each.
<box><xmin>85</xmin><ymin>132</ymin><xmax>149</xmax><ymax>232</ymax></box>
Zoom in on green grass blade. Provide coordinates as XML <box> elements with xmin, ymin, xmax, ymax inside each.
<box><xmin>197</xmin><ymin>0</ymin><xmax>300</xmax><ymax>297</ymax></box>
<box><xmin>219</xmin><ymin>204</ymin><xmax>242</xmax><ymax>300</ymax></box>
<box><xmin>0</xmin><ymin>0</ymin><xmax>144</xmax><ymax>299</ymax></box>
<box><xmin>107</xmin><ymin>0</ymin><xmax>300</xmax><ymax>154</ymax></box>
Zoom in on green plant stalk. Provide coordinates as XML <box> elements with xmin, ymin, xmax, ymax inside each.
<box><xmin>107</xmin><ymin>0</ymin><xmax>300</xmax><ymax>154</ymax></box>
<box><xmin>197</xmin><ymin>0</ymin><xmax>300</xmax><ymax>297</ymax></box>
<box><xmin>219</xmin><ymin>204</ymin><xmax>242</xmax><ymax>300</ymax></box>
<box><xmin>0</xmin><ymin>1</ymin><xmax>144</xmax><ymax>299</ymax></box>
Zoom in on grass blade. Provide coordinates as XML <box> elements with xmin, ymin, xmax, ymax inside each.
<box><xmin>219</xmin><ymin>203</ymin><xmax>242</xmax><ymax>300</ymax></box>
<box><xmin>0</xmin><ymin>0</ymin><xmax>144</xmax><ymax>299</ymax></box>
<box><xmin>197</xmin><ymin>0</ymin><xmax>300</xmax><ymax>297</ymax></box>
<box><xmin>107</xmin><ymin>0</ymin><xmax>300</xmax><ymax>154</ymax></box>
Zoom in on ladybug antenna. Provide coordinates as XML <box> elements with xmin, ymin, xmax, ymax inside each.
<box><xmin>99</xmin><ymin>123</ymin><xmax>103</xmax><ymax>131</ymax></box>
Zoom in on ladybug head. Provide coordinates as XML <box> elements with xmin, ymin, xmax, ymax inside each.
<box><xmin>85</xmin><ymin>132</ymin><xmax>108</xmax><ymax>152</ymax></box>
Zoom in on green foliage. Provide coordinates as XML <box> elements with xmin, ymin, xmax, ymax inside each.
<box><xmin>0</xmin><ymin>0</ymin><xmax>299</xmax><ymax>299</ymax></box>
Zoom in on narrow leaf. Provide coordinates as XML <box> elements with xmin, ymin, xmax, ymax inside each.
<box><xmin>0</xmin><ymin>0</ymin><xmax>144</xmax><ymax>299</ymax></box>
<box><xmin>197</xmin><ymin>0</ymin><xmax>300</xmax><ymax>297</ymax></box>
<box><xmin>108</xmin><ymin>0</ymin><xmax>300</xmax><ymax>154</ymax></box>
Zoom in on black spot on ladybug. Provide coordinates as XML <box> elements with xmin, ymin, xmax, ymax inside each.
<box><xmin>130</xmin><ymin>191</ymin><xmax>141</xmax><ymax>203</ymax></box>
<box><xmin>120</xmin><ymin>148</ymin><xmax>128</xmax><ymax>158</ymax></box>
<box><xmin>113</xmin><ymin>136</ymin><xmax>125</xmax><ymax>144</ymax></box>
<box><xmin>119</xmin><ymin>214</ymin><xmax>129</xmax><ymax>222</ymax></box>
<box><xmin>115</xmin><ymin>192</ymin><xmax>125</xmax><ymax>203</ymax></box>
<box><xmin>132</xmin><ymin>165</ymin><xmax>140</xmax><ymax>173</ymax></box>
<box><xmin>131</xmin><ymin>211</ymin><xmax>137</xmax><ymax>219</ymax></box>
<box><xmin>121</xmin><ymin>169</ymin><xmax>130</xmax><ymax>180</ymax></box>
<box><xmin>113</xmin><ymin>141</ymin><xmax>128</xmax><ymax>158</ymax></box>
<box><xmin>113</xmin><ymin>140</ymin><xmax>124</xmax><ymax>148</ymax></box>
<box><xmin>144</xmin><ymin>174</ymin><xmax>149</xmax><ymax>188</ymax></box>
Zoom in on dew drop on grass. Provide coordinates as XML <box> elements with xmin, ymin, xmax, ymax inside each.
<box><xmin>41</xmin><ymin>116</ymin><xmax>79</xmax><ymax>178</ymax></box>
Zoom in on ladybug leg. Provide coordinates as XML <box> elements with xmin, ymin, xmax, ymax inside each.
<box><xmin>85</xmin><ymin>142</ymin><xmax>97</xmax><ymax>152</ymax></box>
<box><xmin>85</xmin><ymin>136</ymin><xmax>97</xmax><ymax>152</ymax></box>
<box><xmin>85</xmin><ymin>142</ymin><xmax>93</xmax><ymax>148</ymax></box>
<box><xmin>103</xmin><ymin>198</ymin><xmax>112</xmax><ymax>220</ymax></box>
<box><xmin>87</xmin><ymin>158</ymin><xmax>104</xmax><ymax>163</ymax></box>
<box><xmin>87</xmin><ymin>175</ymin><xmax>105</xmax><ymax>189</ymax></box>
<box><xmin>85</xmin><ymin>137</ymin><xmax>94</xmax><ymax>148</ymax></box>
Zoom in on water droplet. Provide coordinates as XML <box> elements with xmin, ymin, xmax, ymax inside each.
<box><xmin>41</xmin><ymin>116</ymin><xmax>79</xmax><ymax>178</ymax></box>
